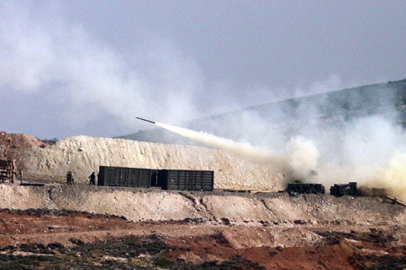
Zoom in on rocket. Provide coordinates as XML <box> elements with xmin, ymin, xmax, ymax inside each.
<box><xmin>135</xmin><ymin>117</ymin><xmax>156</xmax><ymax>124</ymax></box>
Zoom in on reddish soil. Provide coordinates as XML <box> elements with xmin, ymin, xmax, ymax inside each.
<box><xmin>167</xmin><ymin>230</ymin><xmax>406</xmax><ymax>269</ymax></box>
<box><xmin>0</xmin><ymin>209</ymin><xmax>220</xmax><ymax>247</ymax></box>
<box><xmin>0</xmin><ymin>209</ymin><xmax>405</xmax><ymax>269</ymax></box>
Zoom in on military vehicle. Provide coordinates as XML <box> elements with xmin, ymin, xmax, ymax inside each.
<box><xmin>330</xmin><ymin>182</ymin><xmax>359</xmax><ymax>197</ymax></box>
<box><xmin>287</xmin><ymin>180</ymin><xmax>325</xmax><ymax>196</ymax></box>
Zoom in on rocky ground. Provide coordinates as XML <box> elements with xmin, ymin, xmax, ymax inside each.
<box><xmin>0</xmin><ymin>207</ymin><xmax>405</xmax><ymax>269</ymax></box>
<box><xmin>0</xmin><ymin>184</ymin><xmax>405</xmax><ymax>269</ymax></box>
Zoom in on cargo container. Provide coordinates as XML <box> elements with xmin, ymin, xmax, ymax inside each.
<box><xmin>97</xmin><ymin>166</ymin><xmax>214</xmax><ymax>191</ymax></box>
<box><xmin>98</xmin><ymin>166</ymin><xmax>157</xmax><ymax>188</ymax></box>
<box><xmin>158</xmin><ymin>169</ymin><xmax>214</xmax><ymax>191</ymax></box>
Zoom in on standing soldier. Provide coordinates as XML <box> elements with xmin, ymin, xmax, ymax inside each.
<box><xmin>89</xmin><ymin>172</ymin><xmax>96</xmax><ymax>185</ymax></box>
<box><xmin>10</xmin><ymin>159</ymin><xmax>16</xmax><ymax>183</ymax></box>
<box><xmin>19</xmin><ymin>169</ymin><xmax>23</xmax><ymax>184</ymax></box>
<box><xmin>67</xmin><ymin>171</ymin><xmax>74</xmax><ymax>185</ymax></box>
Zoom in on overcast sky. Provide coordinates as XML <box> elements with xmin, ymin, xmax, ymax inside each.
<box><xmin>0</xmin><ymin>0</ymin><xmax>405</xmax><ymax>139</ymax></box>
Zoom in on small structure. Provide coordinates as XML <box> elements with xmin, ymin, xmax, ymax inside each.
<box><xmin>0</xmin><ymin>158</ymin><xmax>16</xmax><ymax>183</ymax></box>
<box><xmin>287</xmin><ymin>181</ymin><xmax>325</xmax><ymax>196</ymax></box>
<box><xmin>330</xmin><ymin>182</ymin><xmax>359</xmax><ymax>196</ymax></box>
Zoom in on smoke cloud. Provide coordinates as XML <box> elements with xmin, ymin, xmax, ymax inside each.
<box><xmin>376</xmin><ymin>153</ymin><xmax>406</xmax><ymax>199</ymax></box>
<box><xmin>0</xmin><ymin>2</ymin><xmax>208</xmax><ymax>138</ymax></box>
<box><xmin>156</xmin><ymin>81</ymin><xmax>406</xmax><ymax>202</ymax></box>
<box><xmin>156</xmin><ymin>122</ymin><xmax>288</xmax><ymax>170</ymax></box>
<box><xmin>156</xmin><ymin>122</ymin><xmax>321</xmax><ymax>181</ymax></box>
<box><xmin>0</xmin><ymin>2</ymin><xmax>358</xmax><ymax>139</ymax></box>
<box><xmin>287</xmin><ymin>136</ymin><xmax>319</xmax><ymax>181</ymax></box>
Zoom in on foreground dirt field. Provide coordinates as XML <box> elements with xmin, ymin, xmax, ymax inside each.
<box><xmin>0</xmin><ymin>208</ymin><xmax>405</xmax><ymax>269</ymax></box>
<box><xmin>0</xmin><ymin>185</ymin><xmax>405</xmax><ymax>269</ymax></box>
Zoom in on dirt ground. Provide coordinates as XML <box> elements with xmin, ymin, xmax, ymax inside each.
<box><xmin>0</xmin><ymin>208</ymin><xmax>405</xmax><ymax>269</ymax></box>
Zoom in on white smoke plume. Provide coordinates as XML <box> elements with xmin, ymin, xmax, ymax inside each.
<box><xmin>156</xmin><ymin>122</ymin><xmax>288</xmax><ymax>170</ymax></box>
<box><xmin>305</xmin><ymin>114</ymin><xmax>406</xmax><ymax>201</ymax></box>
<box><xmin>156</xmin><ymin>122</ymin><xmax>321</xmax><ymax>180</ymax></box>
<box><xmin>158</xmin><ymin>83</ymin><xmax>406</xmax><ymax>202</ymax></box>
<box><xmin>287</xmin><ymin>136</ymin><xmax>319</xmax><ymax>181</ymax></box>
<box><xmin>375</xmin><ymin>153</ymin><xmax>406</xmax><ymax>200</ymax></box>
<box><xmin>330</xmin><ymin>116</ymin><xmax>406</xmax><ymax>201</ymax></box>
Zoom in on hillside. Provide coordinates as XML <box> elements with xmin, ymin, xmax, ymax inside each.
<box><xmin>120</xmin><ymin>79</ymin><xmax>406</xmax><ymax>145</ymax></box>
<box><xmin>8</xmin><ymin>135</ymin><xmax>281</xmax><ymax>190</ymax></box>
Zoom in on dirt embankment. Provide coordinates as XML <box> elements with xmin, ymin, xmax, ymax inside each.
<box><xmin>0</xmin><ymin>185</ymin><xmax>405</xmax><ymax>269</ymax></box>
<box><xmin>0</xmin><ymin>131</ymin><xmax>283</xmax><ymax>191</ymax></box>
<box><xmin>1</xmin><ymin>185</ymin><xmax>405</xmax><ymax>227</ymax></box>
<box><xmin>0</xmin><ymin>131</ymin><xmax>46</xmax><ymax>170</ymax></box>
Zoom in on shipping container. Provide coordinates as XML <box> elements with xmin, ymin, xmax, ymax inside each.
<box><xmin>159</xmin><ymin>169</ymin><xmax>214</xmax><ymax>191</ymax></box>
<box><xmin>98</xmin><ymin>166</ymin><xmax>157</xmax><ymax>188</ymax></box>
<box><xmin>97</xmin><ymin>166</ymin><xmax>214</xmax><ymax>191</ymax></box>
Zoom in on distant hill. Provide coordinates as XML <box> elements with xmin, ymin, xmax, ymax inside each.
<box><xmin>118</xmin><ymin>79</ymin><xmax>406</xmax><ymax>145</ymax></box>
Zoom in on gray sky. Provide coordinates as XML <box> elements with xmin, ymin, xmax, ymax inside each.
<box><xmin>0</xmin><ymin>0</ymin><xmax>405</xmax><ymax>139</ymax></box>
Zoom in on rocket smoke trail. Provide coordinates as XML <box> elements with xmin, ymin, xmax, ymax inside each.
<box><xmin>155</xmin><ymin>122</ymin><xmax>289</xmax><ymax>171</ymax></box>
<box><xmin>136</xmin><ymin>117</ymin><xmax>319</xmax><ymax>180</ymax></box>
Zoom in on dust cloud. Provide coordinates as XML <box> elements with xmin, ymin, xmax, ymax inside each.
<box><xmin>359</xmin><ymin>153</ymin><xmax>406</xmax><ymax>201</ymax></box>
<box><xmin>287</xmin><ymin>136</ymin><xmax>319</xmax><ymax>181</ymax></box>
